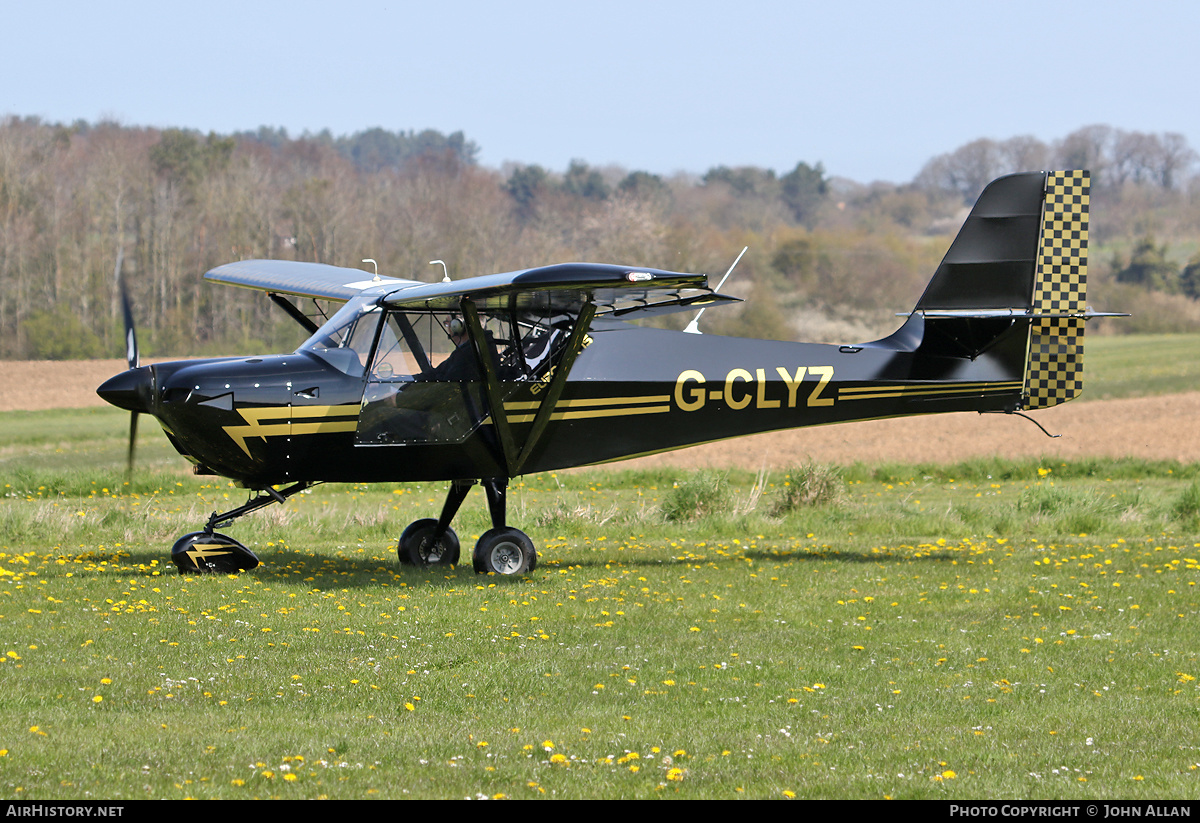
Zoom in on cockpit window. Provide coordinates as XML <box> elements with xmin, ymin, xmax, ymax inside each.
<box><xmin>300</xmin><ymin>297</ymin><xmax>575</xmax><ymax>386</ymax></box>
<box><xmin>354</xmin><ymin>305</ymin><xmax>578</xmax><ymax>446</ymax></box>
<box><xmin>367</xmin><ymin>312</ymin><xmax>424</xmax><ymax>381</ymax></box>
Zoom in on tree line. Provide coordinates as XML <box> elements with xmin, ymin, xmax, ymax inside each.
<box><xmin>2</xmin><ymin>115</ymin><xmax>1199</xmax><ymax>360</ymax></box>
<box><xmin>915</xmin><ymin>126</ymin><xmax>1198</xmax><ymax>202</ymax></box>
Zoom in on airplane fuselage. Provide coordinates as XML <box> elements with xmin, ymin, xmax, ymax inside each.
<box><xmin>132</xmin><ymin>314</ymin><xmax>1027</xmax><ymax>488</ymax></box>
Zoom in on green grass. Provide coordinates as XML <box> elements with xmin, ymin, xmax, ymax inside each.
<box><xmin>2</xmin><ymin>333</ymin><xmax>1199</xmax><ymax>799</ymax></box>
<box><xmin>0</xmin><ymin>407</ymin><xmax>182</xmax><ymax>475</ymax></box>
<box><xmin>3</xmin><ymin>450</ymin><xmax>1200</xmax><ymax>799</ymax></box>
<box><xmin>1085</xmin><ymin>333</ymin><xmax>1200</xmax><ymax>399</ymax></box>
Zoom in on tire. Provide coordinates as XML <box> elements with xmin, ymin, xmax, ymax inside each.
<box><xmin>398</xmin><ymin>518</ymin><xmax>460</xmax><ymax>566</ymax></box>
<box><xmin>472</xmin><ymin>527</ymin><xmax>536</xmax><ymax>575</ymax></box>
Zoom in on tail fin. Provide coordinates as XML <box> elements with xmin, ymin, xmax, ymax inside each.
<box><xmin>910</xmin><ymin>170</ymin><xmax>1093</xmax><ymax>411</ymax></box>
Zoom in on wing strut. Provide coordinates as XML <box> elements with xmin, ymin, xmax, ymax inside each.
<box><xmin>512</xmin><ymin>302</ymin><xmax>596</xmax><ymax>476</ymax></box>
<box><xmin>461</xmin><ymin>298</ymin><xmax>519</xmax><ymax>475</ymax></box>
<box><xmin>268</xmin><ymin>293</ymin><xmax>321</xmax><ymax>334</ymax></box>
<box><xmin>459</xmin><ymin>298</ymin><xmax>597</xmax><ymax>479</ymax></box>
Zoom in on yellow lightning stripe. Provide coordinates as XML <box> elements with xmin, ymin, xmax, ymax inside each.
<box><xmin>223</xmin><ymin>404</ymin><xmax>359</xmax><ymax>457</ymax></box>
<box><xmin>504</xmin><ymin>395</ymin><xmax>672</xmax><ymax>424</ymax></box>
<box><xmin>507</xmin><ymin>404</ymin><xmax>671</xmax><ymax>424</ymax></box>
<box><xmin>503</xmin><ymin>395</ymin><xmax>669</xmax><ymax>411</ymax></box>
<box><xmin>556</xmin><ymin>396</ymin><xmax>670</xmax><ymax>407</ymax></box>
<box><xmin>838</xmin><ymin>382</ymin><xmax>1022</xmax><ymax>401</ymax></box>
<box><xmin>184</xmin><ymin>542</ymin><xmax>237</xmax><ymax>569</ymax></box>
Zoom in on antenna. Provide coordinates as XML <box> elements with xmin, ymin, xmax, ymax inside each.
<box><xmin>362</xmin><ymin>258</ymin><xmax>380</xmax><ymax>281</ymax></box>
<box><xmin>684</xmin><ymin>245</ymin><xmax>748</xmax><ymax>334</ymax></box>
<box><xmin>430</xmin><ymin>259</ymin><xmax>450</xmax><ymax>283</ymax></box>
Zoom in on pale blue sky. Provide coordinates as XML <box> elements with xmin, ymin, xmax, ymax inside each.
<box><xmin>3</xmin><ymin>0</ymin><xmax>1197</xmax><ymax>183</ymax></box>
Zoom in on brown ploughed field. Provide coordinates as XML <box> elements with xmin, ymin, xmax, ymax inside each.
<box><xmin>4</xmin><ymin>359</ymin><xmax>1196</xmax><ymax>467</ymax></box>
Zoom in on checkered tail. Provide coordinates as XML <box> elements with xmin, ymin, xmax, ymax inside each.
<box><xmin>1023</xmin><ymin>170</ymin><xmax>1089</xmax><ymax>410</ymax></box>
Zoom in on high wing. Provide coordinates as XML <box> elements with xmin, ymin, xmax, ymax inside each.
<box><xmin>378</xmin><ymin>262</ymin><xmax>740</xmax><ymax>319</ymax></box>
<box><xmin>205</xmin><ymin>259</ymin><xmax>423</xmax><ymax>302</ymax></box>
<box><xmin>206</xmin><ymin>260</ymin><xmax>740</xmax><ymax>320</ymax></box>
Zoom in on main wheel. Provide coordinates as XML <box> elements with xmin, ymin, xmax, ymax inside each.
<box><xmin>472</xmin><ymin>527</ymin><xmax>536</xmax><ymax>575</ymax></box>
<box><xmin>398</xmin><ymin>519</ymin><xmax>460</xmax><ymax>566</ymax></box>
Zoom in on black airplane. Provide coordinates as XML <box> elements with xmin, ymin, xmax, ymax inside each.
<box><xmin>98</xmin><ymin>170</ymin><xmax>1105</xmax><ymax>575</ymax></box>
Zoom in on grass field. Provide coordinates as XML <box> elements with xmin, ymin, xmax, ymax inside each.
<box><xmin>1084</xmin><ymin>334</ymin><xmax>1200</xmax><ymax>400</ymax></box>
<box><xmin>1</xmin><ymin>335</ymin><xmax>1199</xmax><ymax>799</ymax></box>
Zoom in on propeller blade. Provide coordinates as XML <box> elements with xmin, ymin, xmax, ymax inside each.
<box><xmin>127</xmin><ymin>411</ymin><xmax>139</xmax><ymax>480</ymax></box>
<box><xmin>119</xmin><ymin>276</ymin><xmax>139</xmax><ymax>371</ymax></box>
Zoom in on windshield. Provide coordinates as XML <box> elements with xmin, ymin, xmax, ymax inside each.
<box><xmin>297</xmin><ymin>296</ymin><xmax>383</xmax><ymax>377</ymax></box>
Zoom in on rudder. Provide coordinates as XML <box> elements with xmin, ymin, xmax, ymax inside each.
<box><xmin>1023</xmin><ymin>170</ymin><xmax>1090</xmax><ymax>409</ymax></box>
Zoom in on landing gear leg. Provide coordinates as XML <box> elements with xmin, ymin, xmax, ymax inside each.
<box><xmin>171</xmin><ymin>481</ymin><xmax>312</xmax><ymax>574</ymax></box>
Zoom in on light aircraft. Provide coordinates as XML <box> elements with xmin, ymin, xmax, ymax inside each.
<box><xmin>99</xmin><ymin>170</ymin><xmax>1104</xmax><ymax>575</ymax></box>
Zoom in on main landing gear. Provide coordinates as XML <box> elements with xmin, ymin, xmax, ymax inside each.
<box><xmin>398</xmin><ymin>477</ymin><xmax>536</xmax><ymax>575</ymax></box>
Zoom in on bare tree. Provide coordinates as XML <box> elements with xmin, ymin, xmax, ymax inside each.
<box><xmin>998</xmin><ymin>135</ymin><xmax>1049</xmax><ymax>173</ymax></box>
<box><xmin>914</xmin><ymin>138</ymin><xmax>1003</xmax><ymax>203</ymax></box>
<box><xmin>1151</xmin><ymin>132</ymin><xmax>1196</xmax><ymax>189</ymax></box>
<box><xmin>1052</xmin><ymin>125</ymin><xmax>1113</xmax><ymax>183</ymax></box>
